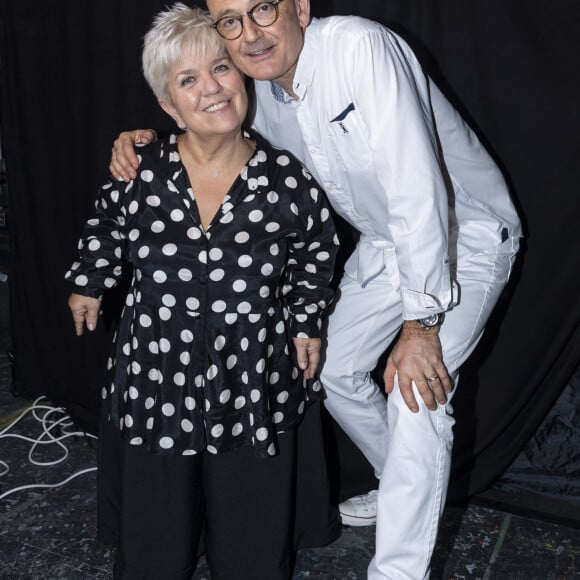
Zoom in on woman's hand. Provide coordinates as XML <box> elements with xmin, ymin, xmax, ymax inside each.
<box><xmin>109</xmin><ymin>129</ymin><xmax>157</xmax><ymax>182</ymax></box>
<box><xmin>68</xmin><ymin>294</ymin><xmax>102</xmax><ymax>336</ymax></box>
<box><xmin>293</xmin><ymin>337</ymin><xmax>322</xmax><ymax>380</ymax></box>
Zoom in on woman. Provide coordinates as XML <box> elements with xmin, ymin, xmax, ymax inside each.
<box><xmin>65</xmin><ymin>4</ymin><xmax>340</xmax><ymax>578</ymax></box>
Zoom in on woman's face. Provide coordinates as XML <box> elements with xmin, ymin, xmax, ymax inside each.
<box><xmin>160</xmin><ymin>46</ymin><xmax>248</xmax><ymax>140</ymax></box>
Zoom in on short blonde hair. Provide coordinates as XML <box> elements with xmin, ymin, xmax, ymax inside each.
<box><xmin>142</xmin><ymin>3</ymin><xmax>226</xmax><ymax>100</ymax></box>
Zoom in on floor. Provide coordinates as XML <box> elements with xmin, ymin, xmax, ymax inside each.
<box><xmin>0</xmin><ymin>230</ymin><xmax>579</xmax><ymax>579</ymax></box>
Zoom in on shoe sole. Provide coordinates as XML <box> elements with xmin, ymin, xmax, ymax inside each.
<box><xmin>340</xmin><ymin>513</ymin><xmax>377</xmax><ymax>527</ymax></box>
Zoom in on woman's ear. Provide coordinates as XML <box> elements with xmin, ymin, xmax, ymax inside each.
<box><xmin>159</xmin><ymin>99</ymin><xmax>185</xmax><ymax>130</ymax></box>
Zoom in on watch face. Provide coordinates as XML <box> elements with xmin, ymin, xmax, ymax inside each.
<box><xmin>420</xmin><ymin>313</ymin><xmax>442</xmax><ymax>328</ymax></box>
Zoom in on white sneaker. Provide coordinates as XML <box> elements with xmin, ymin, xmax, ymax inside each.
<box><xmin>339</xmin><ymin>489</ymin><xmax>378</xmax><ymax>527</ymax></box>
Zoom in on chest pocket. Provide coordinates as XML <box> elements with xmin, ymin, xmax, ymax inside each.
<box><xmin>327</xmin><ymin>103</ymin><xmax>372</xmax><ymax>173</ymax></box>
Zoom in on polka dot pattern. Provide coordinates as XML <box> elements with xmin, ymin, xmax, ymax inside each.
<box><xmin>65</xmin><ymin>131</ymin><xmax>338</xmax><ymax>458</ymax></box>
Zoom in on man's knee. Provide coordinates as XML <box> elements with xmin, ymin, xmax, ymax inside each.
<box><xmin>321</xmin><ymin>365</ymin><xmax>374</xmax><ymax>398</ymax></box>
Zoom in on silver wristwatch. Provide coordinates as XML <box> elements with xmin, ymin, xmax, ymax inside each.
<box><xmin>417</xmin><ymin>313</ymin><xmax>445</xmax><ymax>329</ymax></box>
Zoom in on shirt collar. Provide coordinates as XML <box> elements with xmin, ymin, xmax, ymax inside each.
<box><xmin>268</xmin><ymin>17</ymin><xmax>319</xmax><ymax>104</ymax></box>
<box><xmin>270</xmin><ymin>81</ymin><xmax>294</xmax><ymax>103</ymax></box>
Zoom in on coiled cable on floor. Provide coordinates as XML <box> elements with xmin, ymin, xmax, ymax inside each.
<box><xmin>0</xmin><ymin>396</ymin><xmax>97</xmax><ymax>500</ymax></box>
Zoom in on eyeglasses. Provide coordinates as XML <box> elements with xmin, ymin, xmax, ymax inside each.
<box><xmin>211</xmin><ymin>0</ymin><xmax>286</xmax><ymax>40</ymax></box>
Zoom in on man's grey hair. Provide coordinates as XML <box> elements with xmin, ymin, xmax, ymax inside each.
<box><xmin>142</xmin><ymin>3</ymin><xmax>225</xmax><ymax>101</ymax></box>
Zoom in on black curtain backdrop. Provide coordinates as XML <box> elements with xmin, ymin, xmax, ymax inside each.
<box><xmin>1</xmin><ymin>1</ymin><xmax>579</xmax><ymax>503</ymax></box>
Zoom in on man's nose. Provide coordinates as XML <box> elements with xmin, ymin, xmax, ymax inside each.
<box><xmin>240</xmin><ymin>16</ymin><xmax>263</xmax><ymax>43</ymax></box>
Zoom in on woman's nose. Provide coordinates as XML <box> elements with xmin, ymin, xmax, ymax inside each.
<box><xmin>202</xmin><ymin>75</ymin><xmax>222</xmax><ymax>95</ymax></box>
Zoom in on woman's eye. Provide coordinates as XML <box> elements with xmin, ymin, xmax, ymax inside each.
<box><xmin>214</xmin><ymin>64</ymin><xmax>228</xmax><ymax>73</ymax></box>
<box><xmin>180</xmin><ymin>76</ymin><xmax>195</xmax><ymax>87</ymax></box>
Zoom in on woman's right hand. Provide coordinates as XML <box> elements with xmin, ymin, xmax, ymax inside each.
<box><xmin>109</xmin><ymin>129</ymin><xmax>157</xmax><ymax>182</ymax></box>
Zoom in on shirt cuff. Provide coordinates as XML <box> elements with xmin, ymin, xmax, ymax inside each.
<box><xmin>401</xmin><ymin>280</ymin><xmax>457</xmax><ymax>320</ymax></box>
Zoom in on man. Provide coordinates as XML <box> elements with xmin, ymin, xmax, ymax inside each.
<box><xmin>110</xmin><ymin>1</ymin><xmax>521</xmax><ymax>577</ymax></box>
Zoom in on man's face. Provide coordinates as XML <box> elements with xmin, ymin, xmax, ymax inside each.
<box><xmin>206</xmin><ymin>0</ymin><xmax>310</xmax><ymax>92</ymax></box>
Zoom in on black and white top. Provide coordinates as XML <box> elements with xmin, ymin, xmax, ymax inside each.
<box><xmin>66</xmin><ymin>131</ymin><xmax>339</xmax><ymax>458</ymax></box>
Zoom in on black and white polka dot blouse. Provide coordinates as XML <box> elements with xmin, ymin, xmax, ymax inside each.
<box><xmin>65</xmin><ymin>130</ymin><xmax>339</xmax><ymax>457</ymax></box>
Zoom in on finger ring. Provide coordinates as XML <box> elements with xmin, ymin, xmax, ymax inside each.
<box><xmin>427</xmin><ymin>375</ymin><xmax>439</xmax><ymax>382</ymax></box>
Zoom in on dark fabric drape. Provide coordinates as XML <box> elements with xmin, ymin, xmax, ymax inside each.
<box><xmin>1</xmin><ymin>0</ymin><xmax>579</xmax><ymax>503</ymax></box>
<box><xmin>0</xmin><ymin>1</ymin><xmax>175</xmax><ymax>432</ymax></box>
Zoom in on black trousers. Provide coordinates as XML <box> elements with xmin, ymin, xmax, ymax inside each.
<box><xmin>97</xmin><ymin>402</ymin><xmax>341</xmax><ymax>580</ymax></box>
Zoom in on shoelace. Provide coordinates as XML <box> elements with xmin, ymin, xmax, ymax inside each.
<box><xmin>357</xmin><ymin>492</ymin><xmax>377</xmax><ymax>511</ymax></box>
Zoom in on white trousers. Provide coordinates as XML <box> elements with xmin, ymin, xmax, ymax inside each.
<box><xmin>321</xmin><ymin>236</ymin><xmax>519</xmax><ymax>580</ymax></box>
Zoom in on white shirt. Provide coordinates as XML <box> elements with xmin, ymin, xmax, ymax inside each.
<box><xmin>252</xmin><ymin>16</ymin><xmax>522</xmax><ymax>319</ymax></box>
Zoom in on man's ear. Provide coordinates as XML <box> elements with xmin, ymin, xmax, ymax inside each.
<box><xmin>296</xmin><ymin>0</ymin><xmax>311</xmax><ymax>29</ymax></box>
<box><xmin>159</xmin><ymin>99</ymin><xmax>185</xmax><ymax>129</ymax></box>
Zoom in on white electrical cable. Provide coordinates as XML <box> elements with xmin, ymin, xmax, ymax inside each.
<box><xmin>0</xmin><ymin>396</ymin><xmax>98</xmax><ymax>500</ymax></box>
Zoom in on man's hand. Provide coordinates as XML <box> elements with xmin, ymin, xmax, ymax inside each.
<box><xmin>68</xmin><ymin>294</ymin><xmax>102</xmax><ymax>336</ymax></box>
<box><xmin>109</xmin><ymin>129</ymin><xmax>157</xmax><ymax>182</ymax></box>
<box><xmin>293</xmin><ymin>337</ymin><xmax>321</xmax><ymax>380</ymax></box>
<box><xmin>383</xmin><ymin>320</ymin><xmax>452</xmax><ymax>412</ymax></box>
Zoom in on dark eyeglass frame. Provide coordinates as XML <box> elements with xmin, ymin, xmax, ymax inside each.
<box><xmin>211</xmin><ymin>0</ymin><xmax>286</xmax><ymax>40</ymax></box>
